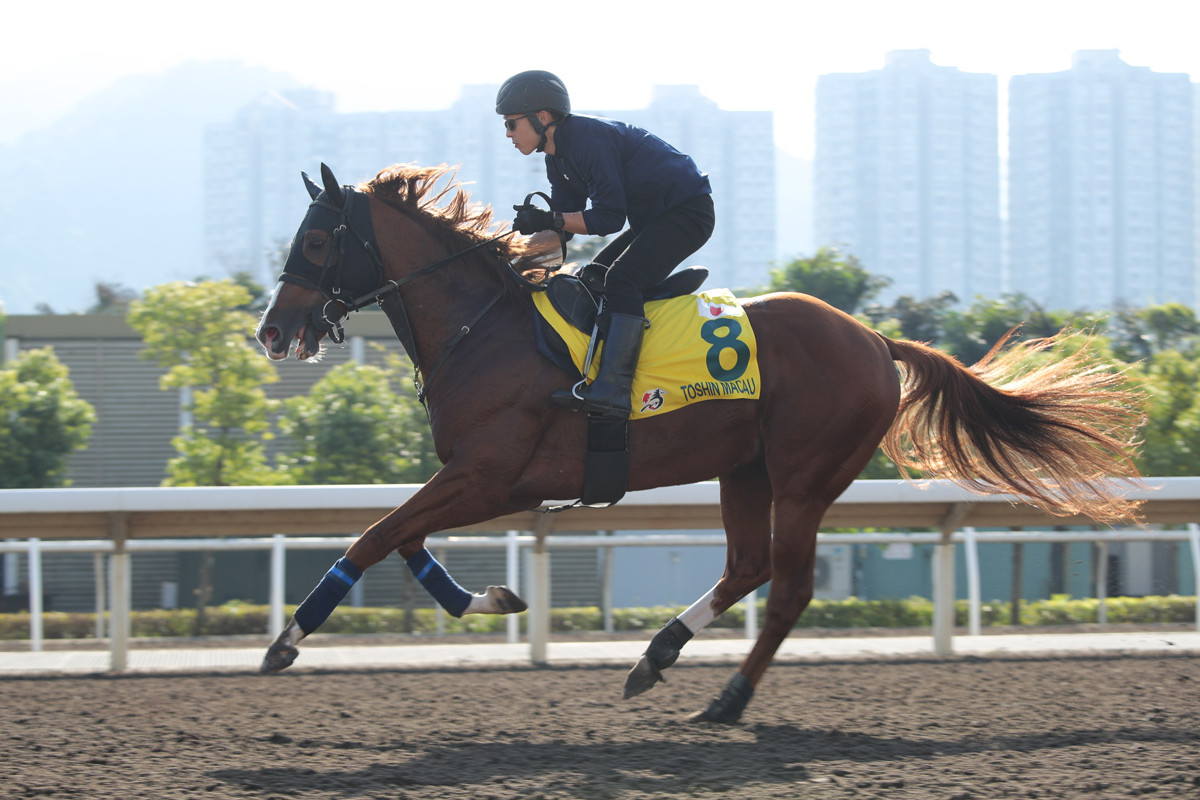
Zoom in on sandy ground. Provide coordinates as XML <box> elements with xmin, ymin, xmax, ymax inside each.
<box><xmin>3</xmin><ymin>653</ymin><xmax>1199</xmax><ymax>799</ymax></box>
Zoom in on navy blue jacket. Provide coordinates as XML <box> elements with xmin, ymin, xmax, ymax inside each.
<box><xmin>545</xmin><ymin>115</ymin><xmax>711</xmax><ymax>236</ymax></box>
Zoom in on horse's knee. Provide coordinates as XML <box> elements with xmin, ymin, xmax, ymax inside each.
<box><xmin>396</xmin><ymin>540</ymin><xmax>425</xmax><ymax>560</ymax></box>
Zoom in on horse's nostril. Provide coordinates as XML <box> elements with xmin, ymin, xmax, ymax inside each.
<box><xmin>265</xmin><ymin>326</ymin><xmax>289</xmax><ymax>354</ymax></box>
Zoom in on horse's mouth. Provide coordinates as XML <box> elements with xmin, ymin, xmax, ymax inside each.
<box><xmin>296</xmin><ymin>324</ymin><xmax>324</xmax><ymax>360</ymax></box>
<box><xmin>261</xmin><ymin>324</ymin><xmax>324</xmax><ymax>361</ymax></box>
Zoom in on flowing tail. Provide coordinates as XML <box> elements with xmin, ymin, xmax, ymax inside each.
<box><xmin>881</xmin><ymin>330</ymin><xmax>1146</xmax><ymax>523</ymax></box>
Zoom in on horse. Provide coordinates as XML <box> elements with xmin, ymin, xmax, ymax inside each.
<box><xmin>253</xmin><ymin>162</ymin><xmax>1143</xmax><ymax>723</ymax></box>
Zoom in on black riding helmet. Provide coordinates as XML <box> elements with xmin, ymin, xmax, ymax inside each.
<box><xmin>496</xmin><ymin>70</ymin><xmax>571</xmax><ymax>152</ymax></box>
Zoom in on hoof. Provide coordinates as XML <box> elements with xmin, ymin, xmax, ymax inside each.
<box><xmin>464</xmin><ymin>585</ymin><xmax>528</xmax><ymax>615</ymax></box>
<box><xmin>623</xmin><ymin>654</ymin><xmax>666</xmax><ymax>699</ymax></box>
<box><xmin>689</xmin><ymin>672</ymin><xmax>753</xmax><ymax>724</ymax></box>
<box><xmin>622</xmin><ymin>617</ymin><xmax>694</xmax><ymax>699</ymax></box>
<box><xmin>260</xmin><ymin>642</ymin><xmax>298</xmax><ymax>674</ymax></box>
<box><xmin>260</xmin><ymin>619</ymin><xmax>304</xmax><ymax>674</ymax></box>
<box><xmin>486</xmin><ymin>585</ymin><xmax>528</xmax><ymax>614</ymax></box>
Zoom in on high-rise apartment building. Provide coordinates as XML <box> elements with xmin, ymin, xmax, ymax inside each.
<box><xmin>204</xmin><ymin>85</ymin><xmax>775</xmax><ymax>291</ymax></box>
<box><xmin>1008</xmin><ymin>50</ymin><xmax>1195</xmax><ymax>310</ymax></box>
<box><xmin>814</xmin><ymin>50</ymin><xmax>1000</xmax><ymax>304</ymax></box>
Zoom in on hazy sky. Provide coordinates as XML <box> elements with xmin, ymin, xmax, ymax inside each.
<box><xmin>4</xmin><ymin>0</ymin><xmax>1199</xmax><ymax>155</ymax></box>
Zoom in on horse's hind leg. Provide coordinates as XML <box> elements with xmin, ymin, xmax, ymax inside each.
<box><xmin>624</xmin><ymin>457</ymin><xmax>773</xmax><ymax>698</ymax></box>
<box><xmin>689</xmin><ymin>493</ymin><xmax>826</xmax><ymax>723</ymax></box>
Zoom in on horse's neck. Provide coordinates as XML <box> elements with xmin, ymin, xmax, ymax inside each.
<box><xmin>382</xmin><ymin>226</ymin><xmax>523</xmax><ymax>375</ymax></box>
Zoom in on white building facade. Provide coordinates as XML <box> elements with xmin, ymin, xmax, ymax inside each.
<box><xmin>1008</xmin><ymin>51</ymin><xmax>1196</xmax><ymax>310</ymax></box>
<box><xmin>204</xmin><ymin>86</ymin><xmax>775</xmax><ymax>291</ymax></box>
<box><xmin>814</xmin><ymin>50</ymin><xmax>1001</xmax><ymax>304</ymax></box>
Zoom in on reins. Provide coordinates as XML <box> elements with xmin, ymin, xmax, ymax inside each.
<box><xmin>279</xmin><ymin>186</ymin><xmax>564</xmax><ymax>413</ymax></box>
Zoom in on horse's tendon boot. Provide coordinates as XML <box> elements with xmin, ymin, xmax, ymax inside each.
<box><xmin>688</xmin><ymin>672</ymin><xmax>754</xmax><ymax>724</ymax></box>
<box><xmin>260</xmin><ymin>619</ymin><xmax>305</xmax><ymax>674</ymax></box>
<box><xmin>623</xmin><ymin>617</ymin><xmax>693</xmax><ymax>699</ymax></box>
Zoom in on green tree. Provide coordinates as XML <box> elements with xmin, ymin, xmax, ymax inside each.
<box><xmin>127</xmin><ymin>280</ymin><xmax>282</xmax><ymax>487</ymax></box>
<box><xmin>0</xmin><ymin>348</ymin><xmax>96</xmax><ymax>488</ymax></box>
<box><xmin>768</xmin><ymin>247</ymin><xmax>890</xmax><ymax>314</ymax></box>
<box><xmin>276</xmin><ymin>359</ymin><xmax>437</xmax><ymax>485</ymax></box>
<box><xmin>1135</xmin><ymin>349</ymin><xmax>1200</xmax><ymax>476</ymax></box>
<box><xmin>1109</xmin><ymin>303</ymin><xmax>1200</xmax><ymax>363</ymax></box>
<box><xmin>864</xmin><ymin>290</ymin><xmax>958</xmax><ymax>344</ymax></box>
<box><xmin>939</xmin><ymin>294</ymin><xmax>1074</xmax><ymax>365</ymax></box>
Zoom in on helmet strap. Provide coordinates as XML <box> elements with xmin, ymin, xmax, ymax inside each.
<box><xmin>525</xmin><ymin>112</ymin><xmax>549</xmax><ymax>153</ymax></box>
<box><xmin>527</xmin><ymin>112</ymin><xmax>571</xmax><ymax>154</ymax></box>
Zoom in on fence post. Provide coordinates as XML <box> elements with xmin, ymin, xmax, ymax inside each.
<box><xmin>744</xmin><ymin>587</ymin><xmax>757</xmax><ymax>640</ymax></box>
<box><xmin>506</xmin><ymin>530</ymin><xmax>520</xmax><ymax>644</ymax></box>
<box><xmin>964</xmin><ymin>527</ymin><xmax>980</xmax><ymax>636</ymax></box>
<box><xmin>529</xmin><ymin>518</ymin><xmax>552</xmax><ymax>664</ymax></box>
<box><xmin>932</xmin><ymin>534</ymin><xmax>955</xmax><ymax>654</ymax></box>
<box><xmin>4</xmin><ymin>539</ymin><xmax>20</xmax><ymax>604</ymax></box>
<box><xmin>435</xmin><ymin>546</ymin><xmax>447</xmax><ymax>637</ymax></box>
<box><xmin>28</xmin><ymin>539</ymin><xmax>43</xmax><ymax>652</ymax></box>
<box><xmin>109</xmin><ymin>513</ymin><xmax>130</xmax><ymax>672</ymax></box>
<box><xmin>269</xmin><ymin>534</ymin><xmax>286</xmax><ymax>637</ymax></box>
<box><xmin>601</xmin><ymin>531</ymin><xmax>614</xmax><ymax>634</ymax></box>
<box><xmin>1189</xmin><ymin>524</ymin><xmax>1200</xmax><ymax>633</ymax></box>
<box><xmin>94</xmin><ymin>553</ymin><xmax>107</xmax><ymax>639</ymax></box>
<box><xmin>1095</xmin><ymin>539</ymin><xmax>1109</xmax><ymax>625</ymax></box>
<box><xmin>934</xmin><ymin>504</ymin><xmax>969</xmax><ymax>654</ymax></box>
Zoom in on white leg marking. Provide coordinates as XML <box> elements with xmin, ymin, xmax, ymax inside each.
<box><xmin>463</xmin><ymin>592</ymin><xmax>494</xmax><ymax>615</ymax></box>
<box><xmin>678</xmin><ymin>586</ymin><xmax>720</xmax><ymax>634</ymax></box>
<box><xmin>282</xmin><ymin>618</ymin><xmax>307</xmax><ymax>646</ymax></box>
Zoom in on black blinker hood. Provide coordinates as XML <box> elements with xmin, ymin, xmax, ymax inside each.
<box><xmin>279</xmin><ymin>166</ymin><xmax>383</xmax><ymax>300</ymax></box>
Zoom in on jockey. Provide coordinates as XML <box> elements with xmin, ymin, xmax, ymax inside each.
<box><xmin>496</xmin><ymin>70</ymin><xmax>715</xmax><ymax>419</ymax></box>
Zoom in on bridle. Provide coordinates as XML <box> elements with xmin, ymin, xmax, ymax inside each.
<box><xmin>278</xmin><ymin>184</ymin><xmax>561</xmax><ymax>410</ymax></box>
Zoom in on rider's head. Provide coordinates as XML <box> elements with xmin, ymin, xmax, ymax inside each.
<box><xmin>496</xmin><ymin>70</ymin><xmax>570</xmax><ymax>155</ymax></box>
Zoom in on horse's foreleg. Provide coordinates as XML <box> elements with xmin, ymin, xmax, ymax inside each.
<box><xmin>398</xmin><ymin>543</ymin><xmax>528</xmax><ymax>617</ymax></box>
<box><xmin>261</xmin><ymin>555</ymin><xmax>364</xmax><ymax>673</ymax></box>
<box><xmin>261</xmin><ymin>452</ymin><xmax>532</xmax><ymax>674</ymax></box>
<box><xmin>624</xmin><ymin>458</ymin><xmax>772</xmax><ymax>698</ymax></box>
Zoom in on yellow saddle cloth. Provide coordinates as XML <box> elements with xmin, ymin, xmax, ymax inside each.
<box><xmin>533</xmin><ymin>288</ymin><xmax>761</xmax><ymax>418</ymax></box>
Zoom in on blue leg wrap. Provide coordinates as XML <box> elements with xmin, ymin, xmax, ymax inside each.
<box><xmin>406</xmin><ymin>548</ymin><xmax>473</xmax><ymax>618</ymax></box>
<box><xmin>293</xmin><ymin>557</ymin><xmax>363</xmax><ymax>634</ymax></box>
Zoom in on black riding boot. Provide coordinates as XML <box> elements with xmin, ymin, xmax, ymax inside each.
<box><xmin>552</xmin><ymin>313</ymin><xmax>646</xmax><ymax>419</ymax></box>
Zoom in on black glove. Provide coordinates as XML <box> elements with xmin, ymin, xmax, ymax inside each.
<box><xmin>512</xmin><ymin>205</ymin><xmax>555</xmax><ymax>235</ymax></box>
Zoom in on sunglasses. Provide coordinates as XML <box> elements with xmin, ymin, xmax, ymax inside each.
<box><xmin>503</xmin><ymin>117</ymin><xmax>522</xmax><ymax>132</ymax></box>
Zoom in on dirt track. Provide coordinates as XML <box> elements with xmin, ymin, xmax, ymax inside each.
<box><xmin>3</xmin><ymin>654</ymin><xmax>1199</xmax><ymax>799</ymax></box>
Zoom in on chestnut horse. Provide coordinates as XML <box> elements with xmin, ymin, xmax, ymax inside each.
<box><xmin>254</xmin><ymin>163</ymin><xmax>1142</xmax><ymax>723</ymax></box>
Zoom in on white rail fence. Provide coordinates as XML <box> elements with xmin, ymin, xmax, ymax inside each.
<box><xmin>3</xmin><ymin>526</ymin><xmax>1198</xmax><ymax>671</ymax></box>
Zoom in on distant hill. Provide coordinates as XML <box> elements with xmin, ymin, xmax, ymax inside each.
<box><xmin>0</xmin><ymin>61</ymin><xmax>298</xmax><ymax>314</ymax></box>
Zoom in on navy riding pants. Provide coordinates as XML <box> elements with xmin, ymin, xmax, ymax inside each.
<box><xmin>593</xmin><ymin>194</ymin><xmax>715</xmax><ymax>323</ymax></box>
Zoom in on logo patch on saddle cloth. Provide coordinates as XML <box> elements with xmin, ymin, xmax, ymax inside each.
<box><xmin>532</xmin><ymin>289</ymin><xmax>761</xmax><ymax>417</ymax></box>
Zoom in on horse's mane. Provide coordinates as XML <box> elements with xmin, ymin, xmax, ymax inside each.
<box><xmin>359</xmin><ymin>164</ymin><xmax>563</xmax><ymax>289</ymax></box>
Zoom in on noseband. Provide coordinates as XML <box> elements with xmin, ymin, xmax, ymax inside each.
<box><xmin>278</xmin><ymin>186</ymin><xmax>556</xmax><ymax>409</ymax></box>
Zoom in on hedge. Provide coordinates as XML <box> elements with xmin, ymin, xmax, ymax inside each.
<box><xmin>0</xmin><ymin>595</ymin><xmax>1194</xmax><ymax>640</ymax></box>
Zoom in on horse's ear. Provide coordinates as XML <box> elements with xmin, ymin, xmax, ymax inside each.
<box><xmin>320</xmin><ymin>163</ymin><xmax>345</xmax><ymax>206</ymax></box>
<box><xmin>301</xmin><ymin>171</ymin><xmax>322</xmax><ymax>200</ymax></box>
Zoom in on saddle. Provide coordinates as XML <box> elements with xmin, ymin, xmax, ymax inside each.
<box><xmin>546</xmin><ymin>265</ymin><xmax>710</xmax><ymax>333</ymax></box>
<box><xmin>533</xmin><ymin>264</ymin><xmax>709</xmax><ymax>515</ymax></box>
